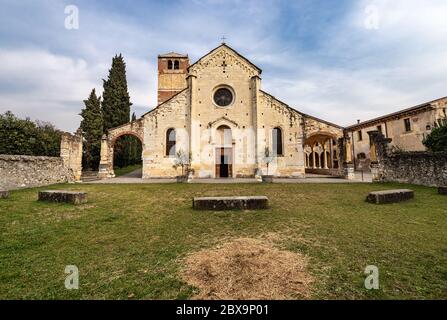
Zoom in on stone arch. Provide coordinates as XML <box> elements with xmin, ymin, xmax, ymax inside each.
<box><xmin>208</xmin><ymin>117</ymin><xmax>238</xmax><ymax>145</ymax></box>
<box><xmin>98</xmin><ymin>119</ymin><xmax>144</xmax><ymax>179</ymax></box>
<box><xmin>110</xmin><ymin>130</ymin><xmax>143</xmax><ymax>146</ymax></box>
<box><xmin>216</xmin><ymin>125</ymin><xmax>232</xmax><ymax>147</ymax></box>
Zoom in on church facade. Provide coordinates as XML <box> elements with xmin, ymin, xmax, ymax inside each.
<box><xmin>97</xmin><ymin>44</ymin><xmax>445</xmax><ymax>179</ymax></box>
<box><xmin>98</xmin><ymin>44</ymin><xmax>344</xmax><ymax>179</ymax></box>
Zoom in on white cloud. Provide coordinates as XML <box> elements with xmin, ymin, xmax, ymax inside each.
<box><xmin>0</xmin><ymin>48</ymin><xmax>106</xmax><ymax>132</ymax></box>
<box><xmin>259</xmin><ymin>0</ymin><xmax>447</xmax><ymax>126</ymax></box>
<box><xmin>1</xmin><ymin>0</ymin><xmax>447</xmax><ymax>131</ymax></box>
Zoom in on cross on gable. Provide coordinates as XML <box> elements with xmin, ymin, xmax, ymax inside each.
<box><xmin>221</xmin><ymin>35</ymin><xmax>227</xmax><ymax>43</ymax></box>
<box><xmin>220</xmin><ymin>60</ymin><xmax>227</xmax><ymax>73</ymax></box>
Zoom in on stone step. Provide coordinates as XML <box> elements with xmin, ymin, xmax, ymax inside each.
<box><xmin>81</xmin><ymin>171</ymin><xmax>100</xmax><ymax>182</ymax></box>
<box><xmin>193</xmin><ymin>196</ymin><xmax>268</xmax><ymax>210</ymax></box>
<box><xmin>82</xmin><ymin>177</ymin><xmax>100</xmax><ymax>182</ymax></box>
<box><xmin>366</xmin><ymin>189</ymin><xmax>414</xmax><ymax>204</ymax></box>
<box><xmin>38</xmin><ymin>190</ymin><xmax>87</xmax><ymax>205</ymax></box>
<box><xmin>439</xmin><ymin>186</ymin><xmax>447</xmax><ymax>195</ymax></box>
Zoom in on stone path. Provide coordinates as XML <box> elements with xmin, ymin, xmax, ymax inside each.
<box><xmin>88</xmin><ymin>169</ymin><xmax>372</xmax><ymax>184</ymax></box>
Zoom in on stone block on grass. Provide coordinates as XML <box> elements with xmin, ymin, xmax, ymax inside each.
<box><xmin>193</xmin><ymin>196</ymin><xmax>268</xmax><ymax>211</ymax></box>
<box><xmin>366</xmin><ymin>189</ymin><xmax>414</xmax><ymax>204</ymax></box>
<box><xmin>38</xmin><ymin>190</ymin><xmax>87</xmax><ymax>205</ymax></box>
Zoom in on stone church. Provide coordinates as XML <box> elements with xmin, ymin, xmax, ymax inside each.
<box><xmin>98</xmin><ymin>43</ymin><xmax>344</xmax><ymax>179</ymax></box>
<box><xmin>97</xmin><ymin>43</ymin><xmax>446</xmax><ymax>179</ymax></box>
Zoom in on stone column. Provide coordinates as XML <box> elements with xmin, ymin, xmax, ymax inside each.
<box><xmin>251</xmin><ymin>75</ymin><xmax>263</xmax><ymax>174</ymax></box>
<box><xmin>60</xmin><ymin>129</ymin><xmax>83</xmax><ymax>182</ymax></box>
<box><xmin>188</xmin><ymin>74</ymin><xmax>199</xmax><ymax>177</ymax></box>
<box><xmin>367</xmin><ymin>130</ymin><xmax>392</xmax><ymax>182</ymax></box>
<box><xmin>340</xmin><ymin>134</ymin><xmax>355</xmax><ymax>180</ymax></box>
<box><xmin>98</xmin><ymin>134</ymin><xmax>114</xmax><ymax>179</ymax></box>
<box><xmin>323</xmin><ymin>143</ymin><xmax>328</xmax><ymax>169</ymax></box>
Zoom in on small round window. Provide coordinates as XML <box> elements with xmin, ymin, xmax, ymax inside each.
<box><xmin>213</xmin><ymin>87</ymin><xmax>233</xmax><ymax>107</ymax></box>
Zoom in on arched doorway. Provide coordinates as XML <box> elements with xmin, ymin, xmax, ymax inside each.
<box><xmin>111</xmin><ymin>133</ymin><xmax>143</xmax><ymax>178</ymax></box>
<box><xmin>215</xmin><ymin>125</ymin><xmax>233</xmax><ymax>178</ymax></box>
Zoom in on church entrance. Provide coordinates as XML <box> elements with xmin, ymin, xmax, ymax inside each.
<box><xmin>215</xmin><ymin>147</ymin><xmax>233</xmax><ymax>178</ymax></box>
<box><xmin>215</xmin><ymin>125</ymin><xmax>233</xmax><ymax>178</ymax></box>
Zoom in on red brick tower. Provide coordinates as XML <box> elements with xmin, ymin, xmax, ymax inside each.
<box><xmin>157</xmin><ymin>52</ymin><xmax>189</xmax><ymax>104</ymax></box>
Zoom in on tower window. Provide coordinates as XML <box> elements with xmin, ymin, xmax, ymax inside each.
<box><xmin>174</xmin><ymin>60</ymin><xmax>180</xmax><ymax>70</ymax></box>
<box><xmin>167</xmin><ymin>60</ymin><xmax>173</xmax><ymax>70</ymax></box>
<box><xmin>358</xmin><ymin>130</ymin><xmax>363</xmax><ymax>141</ymax></box>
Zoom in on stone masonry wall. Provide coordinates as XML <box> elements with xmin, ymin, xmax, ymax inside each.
<box><xmin>370</xmin><ymin>131</ymin><xmax>447</xmax><ymax>187</ymax></box>
<box><xmin>377</xmin><ymin>151</ymin><xmax>447</xmax><ymax>187</ymax></box>
<box><xmin>0</xmin><ymin>155</ymin><xmax>74</xmax><ymax>190</ymax></box>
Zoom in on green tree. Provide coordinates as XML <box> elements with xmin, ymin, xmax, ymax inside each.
<box><xmin>0</xmin><ymin>111</ymin><xmax>62</xmax><ymax>156</ymax></box>
<box><xmin>423</xmin><ymin>118</ymin><xmax>447</xmax><ymax>152</ymax></box>
<box><xmin>80</xmin><ymin>89</ymin><xmax>103</xmax><ymax>170</ymax></box>
<box><xmin>101</xmin><ymin>54</ymin><xmax>132</xmax><ymax>132</ymax></box>
<box><xmin>128</xmin><ymin>112</ymin><xmax>142</xmax><ymax>165</ymax></box>
<box><xmin>101</xmin><ymin>54</ymin><xmax>133</xmax><ymax>168</ymax></box>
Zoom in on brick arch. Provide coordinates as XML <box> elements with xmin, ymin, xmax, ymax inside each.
<box><xmin>110</xmin><ymin>131</ymin><xmax>143</xmax><ymax>146</ymax></box>
<box><xmin>98</xmin><ymin>119</ymin><xmax>145</xmax><ymax>179</ymax></box>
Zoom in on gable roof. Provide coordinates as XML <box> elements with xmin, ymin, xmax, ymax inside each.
<box><xmin>346</xmin><ymin>96</ymin><xmax>447</xmax><ymax>130</ymax></box>
<box><xmin>141</xmin><ymin>88</ymin><xmax>188</xmax><ymax>118</ymax></box>
<box><xmin>188</xmin><ymin>43</ymin><xmax>262</xmax><ymax>74</ymax></box>
<box><xmin>259</xmin><ymin>90</ymin><xmax>344</xmax><ymax>130</ymax></box>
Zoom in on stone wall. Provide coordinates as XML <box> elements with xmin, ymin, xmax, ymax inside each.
<box><xmin>0</xmin><ymin>155</ymin><xmax>74</xmax><ymax>190</ymax></box>
<box><xmin>60</xmin><ymin>129</ymin><xmax>83</xmax><ymax>182</ymax></box>
<box><xmin>377</xmin><ymin>151</ymin><xmax>447</xmax><ymax>187</ymax></box>
<box><xmin>369</xmin><ymin>130</ymin><xmax>447</xmax><ymax>187</ymax></box>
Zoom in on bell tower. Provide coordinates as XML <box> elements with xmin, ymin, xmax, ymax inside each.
<box><xmin>157</xmin><ymin>52</ymin><xmax>189</xmax><ymax>104</ymax></box>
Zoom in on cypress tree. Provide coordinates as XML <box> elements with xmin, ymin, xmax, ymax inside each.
<box><xmin>102</xmin><ymin>54</ymin><xmax>132</xmax><ymax>132</ymax></box>
<box><xmin>102</xmin><ymin>54</ymin><xmax>132</xmax><ymax>168</ymax></box>
<box><xmin>80</xmin><ymin>89</ymin><xmax>103</xmax><ymax>170</ymax></box>
<box><xmin>129</xmin><ymin>112</ymin><xmax>142</xmax><ymax>165</ymax></box>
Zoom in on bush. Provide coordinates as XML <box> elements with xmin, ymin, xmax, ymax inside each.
<box><xmin>0</xmin><ymin>111</ymin><xmax>62</xmax><ymax>156</ymax></box>
<box><xmin>423</xmin><ymin>118</ymin><xmax>447</xmax><ymax>152</ymax></box>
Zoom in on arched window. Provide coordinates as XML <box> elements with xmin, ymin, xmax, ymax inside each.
<box><xmin>167</xmin><ymin>60</ymin><xmax>173</xmax><ymax>70</ymax></box>
<box><xmin>272</xmin><ymin>127</ymin><xmax>283</xmax><ymax>156</ymax></box>
<box><xmin>174</xmin><ymin>60</ymin><xmax>180</xmax><ymax>70</ymax></box>
<box><xmin>166</xmin><ymin>128</ymin><xmax>176</xmax><ymax>156</ymax></box>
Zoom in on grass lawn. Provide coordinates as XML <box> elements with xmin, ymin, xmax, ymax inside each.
<box><xmin>113</xmin><ymin>164</ymin><xmax>142</xmax><ymax>177</ymax></box>
<box><xmin>0</xmin><ymin>182</ymin><xmax>446</xmax><ymax>299</ymax></box>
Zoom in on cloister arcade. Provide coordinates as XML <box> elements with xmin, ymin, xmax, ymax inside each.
<box><xmin>304</xmin><ymin>133</ymin><xmax>340</xmax><ymax>175</ymax></box>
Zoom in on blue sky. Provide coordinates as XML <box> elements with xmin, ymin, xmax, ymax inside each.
<box><xmin>1</xmin><ymin>0</ymin><xmax>447</xmax><ymax>132</ymax></box>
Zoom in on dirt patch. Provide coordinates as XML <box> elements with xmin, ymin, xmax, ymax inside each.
<box><xmin>180</xmin><ymin>237</ymin><xmax>313</xmax><ymax>300</ymax></box>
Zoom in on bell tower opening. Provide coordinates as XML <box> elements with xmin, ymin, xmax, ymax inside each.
<box><xmin>157</xmin><ymin>52</ymin><xmax>189</xmax><ymax>104</ymax></box>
